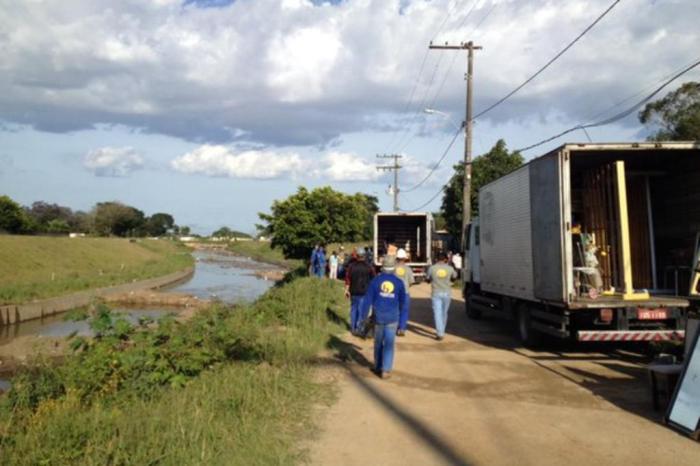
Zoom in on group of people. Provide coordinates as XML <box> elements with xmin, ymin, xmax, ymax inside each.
<box><xmin>341</xmin><ymin>247</ymin><xmax>457</xmax><ymax>379</ymax></box>
<box><xmin>309</xmin><ymin>244</ymin><xmax>374</xmax><ymax>279</ymax></box>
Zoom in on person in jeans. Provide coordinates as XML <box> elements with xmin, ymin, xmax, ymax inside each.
<box><xmin>426</xmin><ymin>252</ymin><xmax>457</xmax><ymax>341</ymax></box>
<box><xmin>393</xmin><ymin>248</ymin><xmax>414</xmax><ymax>336</ymax></box>
<box><xmin>329</xmin><ymin>250</ymin><xmax>339</xmax><ymax>280</ymax></box>
<box><xmin>344</xmin><ymin>249</ymin><xmax>375</xmax><ymax>335</ymax></box>
<box><xmin>362</xmin><ymin>255</ymin><xmax>407</xmax><ymax>379</ymax></box>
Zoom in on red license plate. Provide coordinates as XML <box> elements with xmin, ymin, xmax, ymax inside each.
<box><xmin>637</xmin><ymin>309</ymin><xmax>668</xmax><ymax>320</ymax></box>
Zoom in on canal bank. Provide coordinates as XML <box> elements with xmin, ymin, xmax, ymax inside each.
<box><xmin>0</xmin><ymin>247</ymin><xmax>285</xmax><ymax>389</ymax></box>
<box><xmin>0</xmin><ymin>267</ymin><xmax>194</xmax><ymax>326</ymax></box>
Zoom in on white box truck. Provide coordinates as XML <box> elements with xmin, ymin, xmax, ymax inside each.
<box><xmin>373</xmin><ymin>212</ymin><xmax>434</xmax><ymax>279</ymax></box>
<box><xmin>463</xmin><ymin>142</ymin><xmax>699</xmax><ymax>345</ymax></box>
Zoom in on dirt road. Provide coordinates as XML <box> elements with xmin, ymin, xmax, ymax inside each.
<box><xmin>309</xmin><ymin>283</ymin><xmax>699</xmax><ymax>465</ymax></box>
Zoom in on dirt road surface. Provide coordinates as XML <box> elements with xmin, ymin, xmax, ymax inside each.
<box><xmin>309</xmin><ymin>283</ymin><xmax>699</xmax><ymax>466</ymax></box>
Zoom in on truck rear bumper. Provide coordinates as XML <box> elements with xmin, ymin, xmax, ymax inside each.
<box><xmin>577</xmin><ymin>330</ymin><xmax>684</xmax><ymax>342</ymax></box>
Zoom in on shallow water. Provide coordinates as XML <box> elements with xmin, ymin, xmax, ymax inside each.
<box><xmin>0</xmin><ymin>308</ymin><xmax>175</xmax><ymax>344</ymax></box>
<box><xmin>168</xmin><ymin>250</ymin><xmax>276</xmax><ymax>304</ymax></box>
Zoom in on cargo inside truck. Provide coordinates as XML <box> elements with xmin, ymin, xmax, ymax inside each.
<box><xmin>568</xmin><ymin>146</ymin><xmax>700</xmax><ymax>298</ymax></box>
<box><xmin>375</xmin><ymin>214</ymin><xmax>430</xmax><ymax>263</ymax></box>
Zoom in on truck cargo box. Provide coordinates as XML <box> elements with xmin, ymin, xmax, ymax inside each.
<box><xmin>477</xmin><ymin>142</ymin><xmax>700</xmax><ymax>306</ymax></box>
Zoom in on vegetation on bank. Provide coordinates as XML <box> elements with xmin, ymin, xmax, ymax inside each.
<box><xmin>0</xmin><ymin>236</ymin><xmax>193</xmax><ymax>305</ymax></box>
<box><xmin>228</xmin><ymin>240</ymin><xmax>304</xmax><ymax>269</ymax></box>
<box><xmin>0</xmin><ymin>277</ymin><xmax>346</xmax><ymax>465</ymax></box>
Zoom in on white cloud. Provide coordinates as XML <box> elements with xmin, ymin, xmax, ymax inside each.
<box><xmin>171</xmin><ymin>145</ymin><xmax>308</xmax><ymax>179</ymax></box>
<box><xmin>0</xmin><ymin>0</ymin><xmax>698</xmax><ymax>146</ymax></box>
<box><xmin>320</xmin><ymin>151</ymin><xmax>382</xmax><ymax>182</ymax></box>
<box><xmin>170</xmin><ymin>145</ymin><xmax>440</xmax><ymax>184</ymax></box>
<box><xmin>83</xmin><ymin>147</ymin><xmax>144</xmax><ymax>177</ymax></box>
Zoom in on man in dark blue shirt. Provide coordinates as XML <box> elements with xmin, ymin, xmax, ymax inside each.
<box><xmin>362</xmin><ymin>255</ymin><xmax>407</xmax><ymax>379</ymax></box>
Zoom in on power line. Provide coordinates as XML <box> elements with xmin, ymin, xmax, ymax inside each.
<box><xmin>426</xmin><ymin>1</ymin><xmax>495</xmax><ymax>112</ymax></box>
<box><xmin>383</xmin><ymin>0</ymin><xmax>468</xmax><ymax>153</ymax></box>
<box><xmin>401</xmin><ymin>127</ymin><xmax>463</xmax><ymax>193</ymax></box>
<box><xmin>473</xmin><ymin>0</ymin><xmax>622</xmax><ymax>121</ymax></box>
<box><xmin>516</xmin><ymin>57</ymin><xmax>700</xmax><ymax>153</ymax></box>
<box><xmin>403</xmin><ymin>185</ymin><xmax>448</xmax><ymax>213</ymax></box>
<box><xmin>395</xmin><ymin>0</ymin><xmax>491</xmax><ymax>153</ymax></box>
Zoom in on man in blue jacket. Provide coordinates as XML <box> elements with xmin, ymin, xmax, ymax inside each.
<box><xmin>362</xmin><ymin>255</ymin><xmax>407</xmax><ymax>379</ymax></box>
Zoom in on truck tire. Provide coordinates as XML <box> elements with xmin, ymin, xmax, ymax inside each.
<box><xmin>516</xmin><ymin>304</ymin><xmax>541</xmax><ymax>348</ymax></box>
<box><xmin>463</xmin><ymin>286</ymin><xmax>482</xmax><ymax>319</ymax></box>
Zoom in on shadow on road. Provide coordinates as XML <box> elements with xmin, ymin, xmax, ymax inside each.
<box><xmin>327</xmin><ymin>334</ymin><xmax>474</xmax><ymax>466</ymax></box>
<box><xmin>407</xmin><ymin>294</ymin><xmax>661</xmax><ymax>422</ymax></box>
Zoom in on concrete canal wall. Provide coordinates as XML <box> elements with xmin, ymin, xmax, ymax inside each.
<box><xmin>0</xmin><ymin>267</ymin><xmax>194</xmax><ymax>326</ymax></box>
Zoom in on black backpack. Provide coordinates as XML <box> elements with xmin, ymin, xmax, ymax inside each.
<box><xmin>349</xmin><ymin>262</ymin><xmax>372</xmax><ymax>296</ymax></box>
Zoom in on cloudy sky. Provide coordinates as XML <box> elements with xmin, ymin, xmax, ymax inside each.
<box><xmin>1</xmin><ymin>0</ymin><xmax>698</xmax><ymax>234</ymax></box>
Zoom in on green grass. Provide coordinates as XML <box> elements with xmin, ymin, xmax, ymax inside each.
<box><xmin>227</xmin><ymin>240</ymin><xmax>303</xmax><ymax>269</ymax></box>
<box><xmin>0</xmin><ymin>236</ymin><xmax>194</xmax><ymax>304</ymax></box>
<box><xmin>0</xmin><ymin>277</ymin><xmax>346</xmax><ymax>465</ymax></box>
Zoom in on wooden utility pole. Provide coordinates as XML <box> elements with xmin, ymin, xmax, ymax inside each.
<box><xmin>429</xmin><ymin>41</ymin><xmax>482</xmax><ymax>245</ymax></box>
<box><xmin>376</xmin><ymin>154</ymin><xmax>402</xmax><ymax>212</ymax></box>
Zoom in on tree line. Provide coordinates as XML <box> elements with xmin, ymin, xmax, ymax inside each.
<box><xmin>0</xmin><ymin>195</ymin><xmax>186</xmax><ymax>237</ymax></box>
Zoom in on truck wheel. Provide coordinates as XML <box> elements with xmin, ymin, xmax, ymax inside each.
<box><xmin>465</xmin><ymin>296</ymin><xmax>482</xmax><ymax>319</ymax></box>
<box><xmin>516</xmin><ymin>305</ymin><xmax>540</xmax><ymax>347</ymax></box>
<box><xmin>462</xmin><ymin>287</ymin><xmax>481</xmax><ymax>320</ymax></box>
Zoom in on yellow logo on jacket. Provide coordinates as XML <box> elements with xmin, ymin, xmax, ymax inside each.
<box><xmin>380</xmin><ymin>281</ymin><xmax>395</xmax><ymax>294</ymax></box>
<box><xmin>437</xmin><ymin>269</ymin><xmax>448</xmax><ymax>278</ymax></box>
<box><xmin>396</xmin><ymin>267</ymin><xmax>405</xmax><ymax>277</ymax></box>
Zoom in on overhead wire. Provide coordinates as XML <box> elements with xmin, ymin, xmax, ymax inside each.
<box><xmin>516</xmin><ymin>57</ymin><xmax>700</xmax><ymax>152</ymax></box>
<box><xmin>426</xmin><ymin>0</ymin><xmax>495</xmax><ymax>113</ymax></box>
<box><xmin>400</xmin><ymin>126</ymin><xmax>463</xmax><ymax>193</ymax></box>
<box><xmin>383</xmin><ymin>0</ymin><xmax>467</xmax><ymax>153</ymax></box>
<box><xmin>396</xmin><ymin>0</ymin><xmax>491</xmax><ymax>153</ymax></box>
<box><xmin>473</xmin><ymin>0</ymin><xmax>622</xmax><ymax>121</ymax></box>
<box><xmin>402</xmin><ymin>185</ymin><xmax>448</xmax><ymax>213</ymax></box>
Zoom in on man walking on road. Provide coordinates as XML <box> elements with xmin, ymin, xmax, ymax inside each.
<box><xmin>427</xmin><ymin>252</ymin><xmax>457</xmax><ymax>340</ymax></box>
<box><xmin>344</xmin><ymin>249</ymin><xmax>375</xmax><ymax>335</ymax></box>
<box><xmin>362</xmin><ymin>255</ymin><xmax>406</xmax><ymax>379</ymax></box>
<box><xmin>393</xmin><ymin>248</ymin><xmax>413</xmax><ymax>336</ymax></box>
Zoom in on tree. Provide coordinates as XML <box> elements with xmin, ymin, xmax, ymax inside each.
<box><xmin>46</xmin><ymin>219</ymin><xmax>70</xmax><ymax>234</ymax></box>
<box><xmin>145</xmin><ymin>213</ymin><xmax>175</xmax><ymax>237</ymax></box>
<box><xmin>639</xmin><ymin>81</ymin><xmax>700</xmax><ymax>141</ymax></box>
<box><xmin>0</xmin><ymin>195</ymin><xmax>29</xmax><ymax>233</ymax></box>
<box><xmin>93</xmin><ymin>202</ymin><xmax>146</xmax><ymax>237</ymax></box>
<box><xmin>258</xmin><ymin>186</ymin><xmax>375</xmax><ymax>259</ymax></box>
<box><xmin>441</xmin><ymin>140</ymin><xmax>523</xmax><ymax>239</ymax></box>
<box><xmin>211</xmin><ymin>227</ymin><xmax>251</xmax><ymax>238</ymax></box>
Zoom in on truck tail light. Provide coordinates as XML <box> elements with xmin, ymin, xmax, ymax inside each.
<box><xmin>600</xmin><ymin>308</ymin><xmax>613</xmax><ymax>322</ymax></box>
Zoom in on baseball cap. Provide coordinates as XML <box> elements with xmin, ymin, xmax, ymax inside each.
<box><xmin>397</xmin><ymin>248</ymin><xmax>407</xmax><ymax>259</ymax></box>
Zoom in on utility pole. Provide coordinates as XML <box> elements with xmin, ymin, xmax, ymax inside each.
<box><xmin>429</xmin><ymin>41</ymin><xmax>482</xmax><ymax>246</ymax></box>
<box><xmin>376</xmin><ymin>154</ymin><xmax>402</xmax><ymax>212</ymax></box>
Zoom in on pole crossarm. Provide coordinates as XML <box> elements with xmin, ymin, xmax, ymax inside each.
<box><xmin>376</xmin><ymin>154</ymin><xmax>403</xmax><ymax>212</ymax></box>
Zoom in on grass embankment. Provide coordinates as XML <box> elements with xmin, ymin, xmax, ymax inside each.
<box><xmin>0</xmin><ymin>277</ymin><xmax>346</xmax><ymax>465</ymax></box>
<box><xmin>0</xmin><ymin>236</ymin><xmax>193</xmax><ymax>305</ymax></box>
<box><xmin>228</xmin><ymin>240</ymin><xmax>371</xmax><ymax>269</ymax></box>
<box><xmin>227</xmin><ymin>240</ymin><xmax>302</xmax><ymax>269</ymax></box>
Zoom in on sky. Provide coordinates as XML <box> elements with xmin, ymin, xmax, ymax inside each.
<box><xmin>1</xmin><ymin>0</ymin><xmax>699</xmax><ymax>235</ymax></box>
